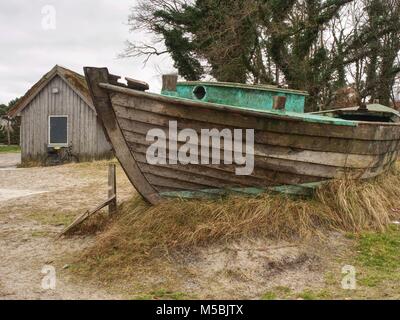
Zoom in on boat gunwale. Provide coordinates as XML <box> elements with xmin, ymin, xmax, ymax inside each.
<box><xmin>100</xmin><ymin>83</ymin><xmax>400</xmax><ymax>128</ymax></box>
<box><xmin>175</xmin><ymin>80</ymin><xmax>309</xmax><ymax>96</ymax></box>
<box><xmin>99</xmin><ymin>83</ymin><xmax>358</xmax><ymax>127</ymax></box>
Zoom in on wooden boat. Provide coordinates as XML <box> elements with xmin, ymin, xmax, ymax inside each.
<box><xmin>84</xmin><ymin>67</ymin><xmax>400</xmax><ymax>205</ymax></box>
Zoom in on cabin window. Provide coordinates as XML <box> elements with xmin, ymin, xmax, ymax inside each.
<box><xmin>48</xmin><ymin>115</ymin><xmax>68</xmax><ymax>146</ymax></box>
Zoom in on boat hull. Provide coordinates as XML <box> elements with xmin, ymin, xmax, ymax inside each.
<box><xmin>84</xmin><ymin>67</ymin><xmax>400</xmax><ymax>204</ymax></box>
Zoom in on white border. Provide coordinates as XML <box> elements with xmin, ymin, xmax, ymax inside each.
<box><xmin>48</xmin><ymin>115</ymin><xmax>69</xmax><ymax>147</ymax></box>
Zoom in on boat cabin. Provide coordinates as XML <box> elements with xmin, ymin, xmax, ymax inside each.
<box><xmin>162</xmin><ymin>80</ymin><xmax>308</xmax><ymax>113</ymax></box>
<box><xmin>160</xmin><ymin>76</ymin><xmax>399</xmax><ymax>124</ymax></box>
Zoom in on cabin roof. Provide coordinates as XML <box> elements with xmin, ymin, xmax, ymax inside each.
<box><xmin>349</xmin><ymin>103</ymin><xmax>400</xmax><ymax>115</ymax></box>
<box><xmin>7</xmin><ymin>65</ymin><xmax>94</xmax><ymax>117</ymax></box>
<box><xmin>314</xmin><ymin>104</ymin><xmax>400</xmax><ymax>116</ymax></box>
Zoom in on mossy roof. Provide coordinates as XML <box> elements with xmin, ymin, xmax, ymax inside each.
<box><xmin>7</xmin><ymin>65</ymin><xmax>94</xmax><ymax>117</ymax></box>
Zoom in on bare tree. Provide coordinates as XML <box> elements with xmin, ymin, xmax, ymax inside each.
<box><xmin>126</xmin><ymin>0</ymin><xmax>400</xmax><ymax>110</ymax></box>
<box><xmin>0</xmin><ymin>117</ymin><xmax>14</xmax><ymax>146</ymax></box>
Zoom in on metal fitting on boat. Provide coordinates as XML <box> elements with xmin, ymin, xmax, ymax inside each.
<box><xmin>273</xmin><ymin>96</ymin><xmax>287</xmax><ymax>110</ymax></box>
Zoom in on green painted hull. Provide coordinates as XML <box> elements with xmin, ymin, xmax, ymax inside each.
<box><xmin>160</xmin><ymin>182</ymin><xmax>323</xmax><ymax>199</ymax></box>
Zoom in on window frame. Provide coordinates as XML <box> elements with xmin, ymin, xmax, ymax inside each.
<box><xmin>48</xmin><ymin>115</ymin><xmax>69</xmax><ymax>147</ymax></box>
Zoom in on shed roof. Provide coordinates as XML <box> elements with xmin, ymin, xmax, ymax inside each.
<box><xmin>7</xmin><ymin>65</ymin><xmax>94</xmax><ymax>117</ymax></box>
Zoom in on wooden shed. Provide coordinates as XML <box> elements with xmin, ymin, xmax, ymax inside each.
<box><xmin>8</xmin><ymin>65</ymin><xmax>113</xmax><ymax>163</ymax></box>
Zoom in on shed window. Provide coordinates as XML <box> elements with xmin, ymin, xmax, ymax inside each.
<box><xmin>49</xmin><ymin>116</ymin><xmax>68</xmax><ymax>146</ymax></box>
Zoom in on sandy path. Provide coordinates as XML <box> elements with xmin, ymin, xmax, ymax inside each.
<box><xmin>0</xmin><ymin>153</ymin><xmax>20</xmax><ymax>169</ymax></box>
<box><xmin>0</xmin><ymin>159</ymin><xmax>135</xmax><ymax>300</ymax></box>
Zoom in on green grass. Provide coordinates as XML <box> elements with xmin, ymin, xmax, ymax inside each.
<box><xmin>357</xmin><ymin>226</ymin><xmax>400</xmax><ymax>271</ymax></box>
<box><xmin>296</xmin><ymin>290</ymin><xmax>332</xmax><ymax>300</ymax></box>
<box><xmin>261</xmin><ymin>292</ymin><xmax>277</xmax><ymax>300</ymax></box>
<box><xmin>326</xmin><ymin>226</ymin><xmax>400</xmax><ymax>298</ymax></box>
<box><xmin>258</xmin><ymin>227</ymin><xmax>400</xmax><ymax>300</ymax></box>
<box><xmin>324</xmin><ymin>227</ymin><xmax>400</xmax><ymax>299</ymax></box>
<box><xmin>31</xmin><ymin>230</ymin><xmax>51</xmax><ymax>238</ymax></box>
<box><xmin>131</xmin><ymin>289</ymin><xmax>192</xmax><ymax>300</ymax></box>
<box><xmin>261</xmin><ymin>286</ymin><xmax>333</xmax><ymax>300</ymax></box>
<box><xmin>355</xmin><ymin>226</ymin><xmax>400</xmax><ymax>288</ymax></box>
<box><xmin>27</xmin><ymin>210</ymin><xmax>76</xmax><ymax>227</ymax></box>
<box><xmin>0</xmin><ymin>145</ymin><xmax>20</xmax><ymax>153</ymax></box>
<box><xmin>261</xmin><ymin>286</ymin><xmax>292</xmax><ymax>300</ymax></box>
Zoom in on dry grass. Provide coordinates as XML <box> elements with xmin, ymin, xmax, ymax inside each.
<box><xmin>74</xmin><ymin>164</ymin><xmax>400</xmax><ymax>282</ymax></box>
<box><xmin>66</xmin><ymin>210</ymin><xmax>114</xmax><ymax>236</ymax></box>
<box><xmin>18</xmin><ymin>159</ymin><xmax>42</xmax><ymax>168</ymax></box>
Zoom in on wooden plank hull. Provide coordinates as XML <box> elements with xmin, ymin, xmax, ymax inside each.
<box><xmin>84</xmin><ymin>68</ymin><xmax>400</xmax><ymax>204</ymax></box>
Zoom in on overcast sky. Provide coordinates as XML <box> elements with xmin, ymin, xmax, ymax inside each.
<box><xmin>0</xmin><ymin>0</ymin><xmax>174</xmax><ymax>104</ymax></box>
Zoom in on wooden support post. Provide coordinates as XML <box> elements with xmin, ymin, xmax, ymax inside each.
<box><xmin>162</xmin><ymin>74</ymin><xmax>178</xmax><ymax>92</ymax></box>
<box><xmin>108</xmin><ymin>164</ymin><xmax>117</xmax><ymax>214</ymax></box>
<box><xmin>57</xmin><ymin>163</ymin><xmax>118</xmax><ymax>238</ymax></box>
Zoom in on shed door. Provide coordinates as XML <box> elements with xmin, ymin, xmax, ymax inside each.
<box><xmin>49</xmin><ymin>116</ymin><xmax>68</xmax><ymax>146</ymax></box>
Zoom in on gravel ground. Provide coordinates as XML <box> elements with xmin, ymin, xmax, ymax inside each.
<box><xmin>0</xmin><ymin>153</ymin><xmax>20</xmax><ymax>169</ymax></box>
<box><xmin>0</xmin><ymin>153</ymin><xmax>134</xmax><ymax>299</ymax></box>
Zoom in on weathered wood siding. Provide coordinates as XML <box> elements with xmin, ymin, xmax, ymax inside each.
<box><xmin>20</xmin><ymin>75</ymin><xmax>112</xmax><ymax>161</ymax></box>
